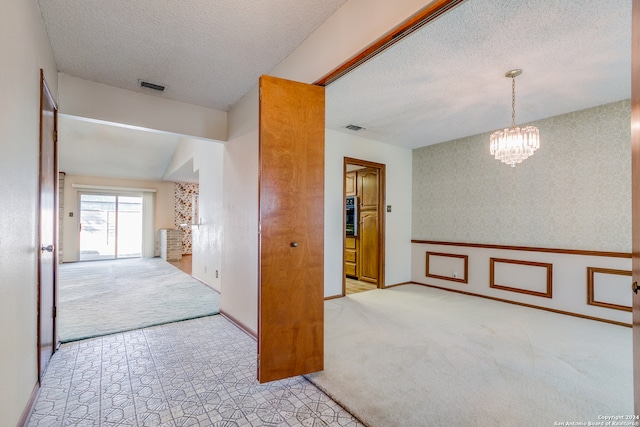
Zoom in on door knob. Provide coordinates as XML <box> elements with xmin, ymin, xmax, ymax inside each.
<box><xmin>41</xmin><ymin>244</ymin><xmax>54</xmax><ymax>253</ymax></box>
<box><xmin>633</xmin><ymin>281</ymin><xmax>639</xmax><ymax>295</ymax></box>
<box><xmin>290</xmin><ymin>242</ymin><xmax>298</xmax><ymax>248</ymax></box>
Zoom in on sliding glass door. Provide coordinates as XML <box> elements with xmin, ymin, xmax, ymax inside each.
<box><xmin>79</xmin><ymin>193</ymin><xmax>143</xmax><ymax>261</ymax></box>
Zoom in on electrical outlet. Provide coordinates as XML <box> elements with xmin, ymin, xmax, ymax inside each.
<box><xmin>215</xmin><ymin>270</ymin><xmax>219</xmax><ymax>278</ymax></box>
<box><xmin>387</xmin><ymin>205</ymin><xmax>392</xmax><ymax>212</ymax></box>
<box><xmin>453</xmin><ymin>272</ymin><xmax>457</xmax><ymax>278</ymax></box>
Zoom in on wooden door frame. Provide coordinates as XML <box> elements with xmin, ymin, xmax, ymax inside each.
<box><xmin>38</xmin><ymin>69</ymin><xmax>59</xmax><ymax>381</ymax></box>
<box><xmin>342</xmin><ymin>157</ymin><xmax>386</xmax><ymax>295</ymax></box>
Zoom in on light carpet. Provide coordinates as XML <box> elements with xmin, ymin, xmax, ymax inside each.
<box><xmin>306</xmin><ymin>284</ymin><xmax>632</xmax><ymax>427</ymax></box>
<box><xmin>58</xmin><ymin>257</ymin><xmax>220</xmax><ymax>342</ymax></box>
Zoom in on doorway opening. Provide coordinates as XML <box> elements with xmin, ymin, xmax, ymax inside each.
<box><xmin>343</xmin><ymin>157</ymin><xmax>385</xmax><ymax>296</ymax></box>
<box><xmin>79</xmin><ymin>193</ymin><xmax>143</xmax><ymax>261</ymax></box>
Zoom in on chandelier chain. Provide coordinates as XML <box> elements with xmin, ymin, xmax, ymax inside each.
<box><xmin>511</xmin><ymin>76</ymin><xmax>516</xmax><ymax>129</ymax></box>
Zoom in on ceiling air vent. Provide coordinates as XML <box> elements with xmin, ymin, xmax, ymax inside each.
<box><xmin>138</xmin><ymin>80</ymin><xmax>165</xmax><ymax>92</ymax></box>
<box><xmin>345</xmin><ymin>124</ymin><xmax>365</xmax><ymax>131</ymax></box>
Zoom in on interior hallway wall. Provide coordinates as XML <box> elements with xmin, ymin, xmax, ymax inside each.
<box><xmin>61</xmin><ymin>175</ymin><xmax>175</xmax><ymax>262</ymax></box>
<box><xmin>0</xmin><ymin>0</ymin><xmax>58</xmax><ymax>424</ymax></box>
<box><xmin>412</xmin><ymin>100</ymin><xmax>631</xmax><ymax>252</ymax></box>
<box><xmin>191</xmin><ymin>140</ymin><xmax>224</xmax><ymax>292</ymax></box>
<box><xmin>221</xmin><ymin>86</ymin><xmax>259</xmax><ymax>334</ymax></box>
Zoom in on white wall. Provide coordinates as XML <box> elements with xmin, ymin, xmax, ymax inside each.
<box><xmin>191</xmin><ymin>140</ymin><xmax>224</xmax><ymax>292</ymax></box>
<box><xmin>0</xmin><ymin>0</ymin><xmax>58</xmax><ymax>424</ymax></box>
<box><xmin>61</xmin><ymin>175</ymin><xmax>175</xmax><ymax>262</ymax></box>
<box><xmin>58</xmin><ymin>73</ymin><xmax>228</xmax><ymax>141</ymax></box>
<box><xmin>325</xmin><ymin>129</ymin><xmax>413</xmax><ymax>296</ymax></box>
<box><xmin>221</xmin><ymin>85</ymin><xmax>260</xmax><ymax>334</ymax></box>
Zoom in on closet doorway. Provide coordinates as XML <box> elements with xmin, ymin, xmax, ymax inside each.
<box><xmin>343</xmin><ymin>157</ymin><xmax>385</xmax><ymax>295</ymax></box>
<box><xmin>78</xmin><ymin>193</ymin><xmax>143</xmax><ymax>261</ymax></box>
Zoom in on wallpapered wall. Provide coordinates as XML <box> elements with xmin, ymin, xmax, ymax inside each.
<box><xmin>412</xmin><ymin>99</ymin><xmax>630</xmax><ymax>252</ymax></box>
<box><xmin>174</xmin><ymin>182</ymin><xmax>199</xmax><ymax>254</ymax></box>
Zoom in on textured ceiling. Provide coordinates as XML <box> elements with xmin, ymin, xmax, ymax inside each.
<box><xmin>48</xmin><ymin>0</ymin><xmax>632</xmax><ymax>181</ymax></box>
<box><xmin>326</xmin><ymin>0</ymin><xmax>631</xmax><ymax>148</ymax></box>
<box><xmin>38</xmin><ymin>0</ymin><xmax>347</xmax><ymax>111</ymax></box>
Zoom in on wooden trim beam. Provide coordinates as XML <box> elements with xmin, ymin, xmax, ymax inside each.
<box><xmin>314</xmin><ymin>0</ymin><xmax>467</xmax><ymax>86</ymax></box>
<box><xmin>412</xmin><ymin>240</ymin><xmax>631</xmax><ymax>258</ymax></box>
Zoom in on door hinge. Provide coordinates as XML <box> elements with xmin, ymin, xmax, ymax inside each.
<box><xmin>52</xmin><ymin>306</ymin><xmax>57</xmax><ymax>318</ymax></box>
<box><xmin>52</xmin><ymin>130</ymin><xmax>57</xmax><ymax>143</ymax></box>
<box><xmin>259</xmin><ymin>87</ymin><xmax>262</xmax><ymax>101</ymax></box>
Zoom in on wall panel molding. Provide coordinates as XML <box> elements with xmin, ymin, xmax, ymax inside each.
<box><xmin>490</xmin><ymin>258</ymin><xmax>553</xmax><ymax>298</ymax></box>
<box><xmin>587</xmin><ymin>267</ymin><xmax>632</xmax><ymax>312</ymax></box>
<box><xmin>412</xmin><ymin>241</ymin><xmax>632</xmax><ymax>325</ymax></box>
<box><xmin>412</xmin><ymin>240</ymin><xmax>630</xmax><ymax>258</ymax></box>
<box><xmin>426</xmin><ymin>252</ymin><xmax>468</xmax><ymax>283</ymax></box>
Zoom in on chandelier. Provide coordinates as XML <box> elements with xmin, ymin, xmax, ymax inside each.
<box><xmin>489</xmin><ymin>69</ymin><xmax>540</xmax><ymax>167</ymax></box>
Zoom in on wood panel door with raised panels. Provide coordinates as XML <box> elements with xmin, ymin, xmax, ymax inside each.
<box><xmin>359</xmin><ymin>211</ymin><xmax>379</xmax><ymax>283</ymax></box>
<box><xmin>358</xmin><ymin>169</ymin><xmax>379</xmax><ymax>210</ymax></box>
<box><xmin>258</xmin><ymin>75</ymin><xmax>325</xmax><ymax>383</ymax></box>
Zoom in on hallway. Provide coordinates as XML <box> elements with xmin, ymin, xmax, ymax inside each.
<box><xmin>27</xmin><ymin>316</ymin><xmax>361</xmax><ymax>426</ymax></box>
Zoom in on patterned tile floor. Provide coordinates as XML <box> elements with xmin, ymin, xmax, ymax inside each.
<box><xmin>28</xmin><ymin>316</ymin><xmax>363</xmax><ymax>427</ymax></box>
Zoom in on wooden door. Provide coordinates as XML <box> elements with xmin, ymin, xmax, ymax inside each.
<box><xmin>359</xmin><ymin>169</ymin><xmax>378</xmax><ymax>210</ymax></box>
<box><xmin>258</xmin><ymin>75</ymin><xmax>325</xmax><ymax>383</ymax></box>
<box><xmin>359</xmin><ymin>211</ymin><xmax>378</xmax><ymax>283</ymax></box>
<box><xmin>358</xmin><ymin>168</ymin><xmax>379</xmax><ymax>284</ymax></box>
<box><xmin>38</xmin><ymin>70</ymin><xmax>58</xmax><ymax>380</ymax></box>
<box><xmin>632</xmin><ymin>0</ymin><xmax>640</xmax><ymax>413</ymax></box>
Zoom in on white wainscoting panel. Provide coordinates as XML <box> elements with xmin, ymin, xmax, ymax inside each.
<box><xmin>588</xmin><ymin>267</ymin><xmax>632</xmax><ymax>312</ymax></box>
<box><xmin>411</xmin><ymin>242</ymin><xmax>632</xmax><ymax>325</ymax></box>
<box><xmin>426</xmin><ymin>252</ymin><xmax>467</xmax><ymax>283</ymax></box>
<box><xmin>490</xmin><ymin>258</ymin><xmax>552</xmax><ymax>298</ymax></box>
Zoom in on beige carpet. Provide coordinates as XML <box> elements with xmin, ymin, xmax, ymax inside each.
<box><xmin>306</xmin><ymin>284</ymin><xmax>632</xmax><ymax>427</ymax></box>
<box><xmin>58</xmin><ymin>258</ymin><xmax>220</xmax><ymax>342</ymax></box>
